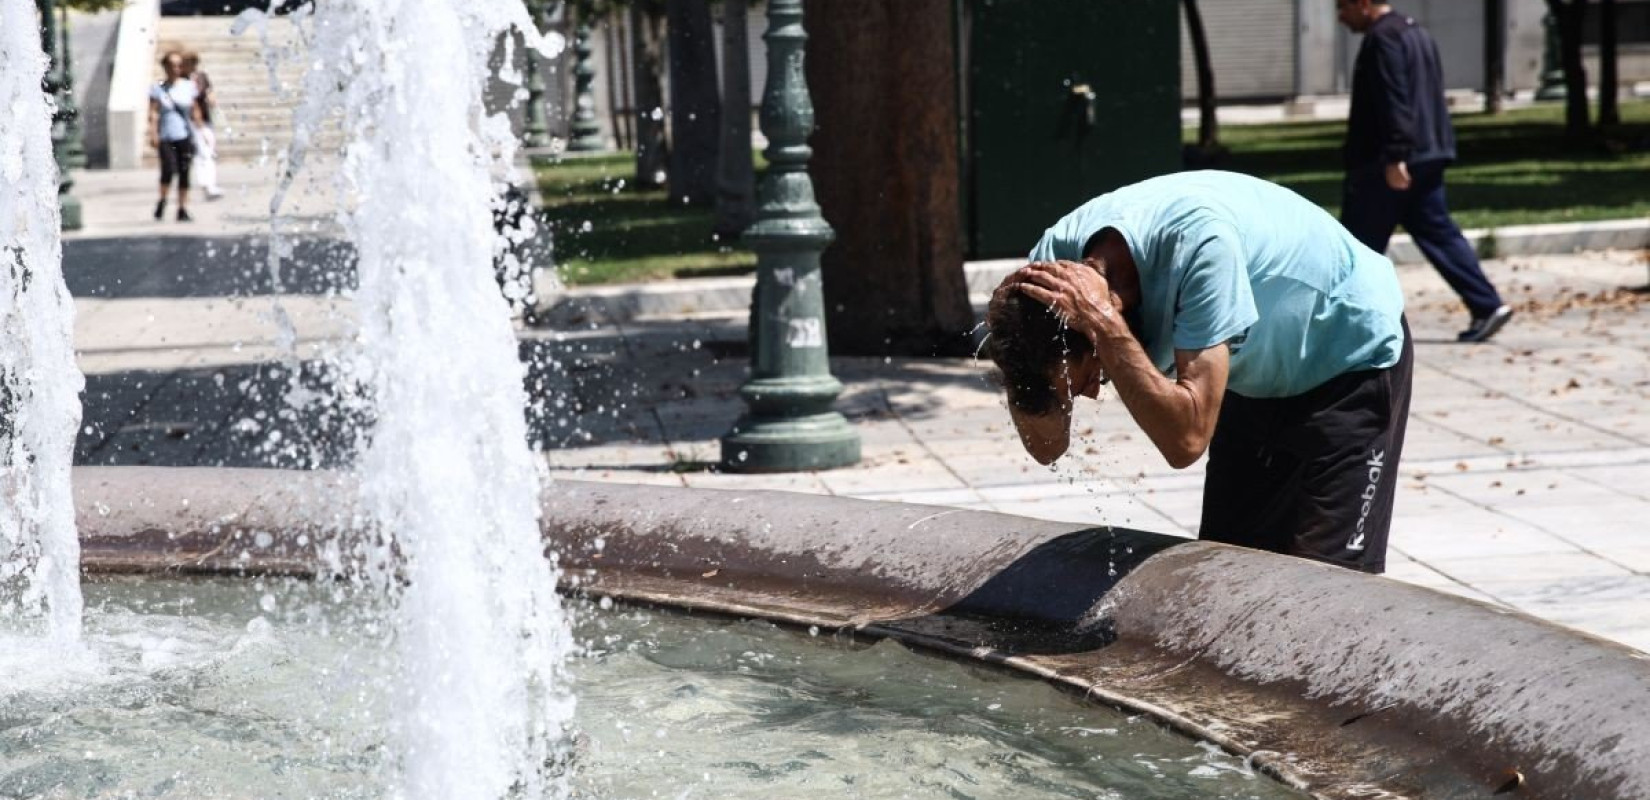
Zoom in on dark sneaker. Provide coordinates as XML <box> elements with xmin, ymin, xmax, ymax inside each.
<box><xmin>1458</xmin><ymin>305</ymin><xmax>1513</xmax><ymax>343</ymax></box>
<box><xmin>176</xmin><ymin>208</ymin><xmax>193</xmax><ymax>222</ymax></box>
<box><xmin>153</xmin><ymin>200</ymin><xmax>165</xmax><ymax>220</ymax></box>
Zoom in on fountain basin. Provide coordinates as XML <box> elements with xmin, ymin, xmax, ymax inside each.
<box><xmin>72</xmin><ymin>466</ymin><xmax>1650</xmax><ymax>799</ymax></box>
<box><xmin>3</xmin><ymin>576</ymin><xmax>1305</xmax><ymax>799</ymax></box>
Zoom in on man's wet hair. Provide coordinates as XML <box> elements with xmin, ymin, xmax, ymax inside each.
<box><xmin>983</xmin><ymin>289</ymin><xmax>1089</xmax><ymax>417</ymax></box>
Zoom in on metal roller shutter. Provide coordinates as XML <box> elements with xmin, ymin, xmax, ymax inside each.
<box><xmin>1180</xmin><ymin>0</ymin><xmax>1299</xmax><ymax>100</ymax></box>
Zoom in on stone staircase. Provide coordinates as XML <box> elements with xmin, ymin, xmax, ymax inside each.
<box><xmin>146</xmin><ymin>15</ymin><xmax>343</xmax><ymax>168</ymax></box>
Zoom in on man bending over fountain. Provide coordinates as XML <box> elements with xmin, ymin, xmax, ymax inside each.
<box><xmin>984</xmin><ymin>171</ymin><xmax>1412</xmax><ymax>573</ymax></box>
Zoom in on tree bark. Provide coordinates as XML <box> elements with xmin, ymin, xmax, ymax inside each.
<box><xmin>667</xmin><ymin>0</ymin><xmax>721</xmax><ymax>205</ymax></box>
<box><xmin>1184</xmin><ymin>0</ymin><xmax>1221</xmax><ymax>154</ymax></box>
<box><xmin>1599</xmin><ymin>0</ymin><xmax>1619</xmax><ymax>127</ymax></box>
<box><xmin>1545</xmin><ymin>0</ymin><xmax>1591</xmax><ymax>139</ymax></box>
<box><xmin>805</xmin><ymin>0</ymin><xmax>974</xmax><ymax>357</ymax></box>
<box><xmin>630</xmin><ymin>1</ymin><xmax>669</xmax><ymax>188</ymax></box>
<box><xmin>713</xmin><ymin>0</ymin><xmax>755</xmax><ymax>239</ymax></box>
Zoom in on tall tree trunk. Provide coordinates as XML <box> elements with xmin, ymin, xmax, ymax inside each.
<box><xmin>713</xmin><ymin>0</ymin><xmax>755</xmax><ymax>239</ymax></box>
<box><xmin>631</xmin><ymin>1</ymin><xmax>669</xmax><ymax>188</ymax></box>
<box><xmin>805</xmin><ymin>0</ymin><xmax>974</xmax><ymax>357</ymax></box>
<box><xmin>1599</xmin><ymin>0</ymin><xmax>1619</xmax><ymax>126</ymax></box>
<box><xmin>667</xmin><ymin>0</ymin><xmax>721</xmax><ymax>205</ymax></box>
<box><xmin>1545</xmin><ymin>0</ymin><xmax>1591</xmax><ymax>139</ymax></box>
<box><xmin>1184</xmin><ymin>0</ymin><xmax>1220</xmax><ymax>153</ymax></box>
<box><xmin>1484</xmin><ymin>0</ymin><xmax>1506</xmax><ymax>113</ymax></box>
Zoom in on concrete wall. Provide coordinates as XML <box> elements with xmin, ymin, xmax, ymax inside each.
<box><xmin>67</xmin><ymin>9</ymin><xmax>123</xmax><ymax>169</ymax></box>
<box><xmin>106</xmin><ymin>0</ymin><xmax>160</xmax><ymax>170</ymax></box>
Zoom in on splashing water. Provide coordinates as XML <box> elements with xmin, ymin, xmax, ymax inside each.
<box><xmin>0</xmin><ymin>0</ymin><xmax>87</xmax><ymax>643</ymax></box>
<box><xmin>262</xmin><ymin>1</ymin><xmax>575</xmax><ymax>796</ymax></box>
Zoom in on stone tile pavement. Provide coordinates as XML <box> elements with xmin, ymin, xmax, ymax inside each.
<box><xmin>62</xmin><ymin>182</ymin><xmax>1650</xmax><ymax>652</ymax></box>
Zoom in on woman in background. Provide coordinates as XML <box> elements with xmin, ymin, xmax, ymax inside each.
<box><xmin>147</xmin><ymin>51</ymin><xmax>204</xmax><ymax>221</ymax></box>
<box><xmin>182</xmin><ymin>51</ymin><xmax>223</xmax><ymax>201</ymax></box>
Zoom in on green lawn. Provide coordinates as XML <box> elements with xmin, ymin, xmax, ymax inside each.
<box><xmin>532</xmin><ymin>154</ymin><xmax>758</xmax><ymax>286</ymax></box>
<box><xmin>537</xmin><ymin>101</ymin><xmax>1650</xmax><ymax>287</ymax></box>
<box><xmin>1201</xmin><ymin>100</ymin><xmax>1650</xmax><ymax>230</ymax></box>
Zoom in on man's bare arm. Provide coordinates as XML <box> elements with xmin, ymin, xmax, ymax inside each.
<box><xmin>1017</xmin><ymin>259</ymin><xmax>1229</xmax><ymax>469</ymax></box>
<box><xmin>1090</xmin><ymin>330</ymin><xmax>1228</xmax><ymax>469</ymax></box>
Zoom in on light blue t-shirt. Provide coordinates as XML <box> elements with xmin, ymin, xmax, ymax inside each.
<box><xmin>150</xmin><ymin>79</ymin><xmax>199</xmax><ymax>143</ymax></box>
<box><xmin>1029</xmin><ymin>171</ymin><xmax>1405</xmax><ymax>399</ymax></box>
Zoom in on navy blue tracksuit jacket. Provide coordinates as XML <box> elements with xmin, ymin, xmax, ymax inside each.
<box><xmin>1343</xmin><ymin>11</ymin><xmax>1456</xmax><ymax>169</ymax></box>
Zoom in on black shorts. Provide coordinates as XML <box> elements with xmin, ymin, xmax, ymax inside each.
<box><xmin>158</xmin><ymin>139</ymin><xmax>194</xmax><ymax>188</ymax></box>
<box><xmin>1198</xmin><ymin>318</ymin><xmax>1413</xmax><ymax>573</ymax></box>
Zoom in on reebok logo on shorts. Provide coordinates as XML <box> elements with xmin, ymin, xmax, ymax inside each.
<box><xmin>1349</xmin><ymin>448</ymin><xmax>1385</xmax><ymax>552</ymax></box>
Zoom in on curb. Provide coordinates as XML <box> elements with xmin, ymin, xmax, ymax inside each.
<box><xmin>529</xmin><ymin>217</ymin><xmax>1650</xmax><ymax>325</ymax></box>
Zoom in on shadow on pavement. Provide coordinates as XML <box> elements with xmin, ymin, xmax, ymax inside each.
<box><xmin>76</xmin><ymin>361</ymin><xmax>365</xmax><ymax>469</ymax></box>
<box><xmin>63</xmin><ymin>235</ymin><xmax>358</xmax><ymax>299</ymax></box>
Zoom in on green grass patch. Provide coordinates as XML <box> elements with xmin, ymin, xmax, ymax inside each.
<box><xmin>532</xmin><ymin>153</ymin><xmax>758</xmax><ymax>286</ymax></box>
<box><xmin>536</xmin><ymin>104</ymin><xmax>1649</xmax><ymax>287</ymax></box>
<box><xmin>1198</xmin><ymin>100</ymin><xmax>1650</xmax><ymax>230</ymax></box>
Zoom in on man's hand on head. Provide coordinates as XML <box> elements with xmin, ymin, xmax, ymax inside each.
<box><xmin>1014</xmin><ymin>260</ymin><xmax>1123</xmax><ymax>345</ymax></box>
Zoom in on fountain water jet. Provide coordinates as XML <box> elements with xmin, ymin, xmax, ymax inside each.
<box><xmin>262</xmin><ymin>1</ymin><xmax>575</xmax><ymax>795</ymax></box>
<box><xmin>0</xmin><ymin>0</ymin><xmax>87</xmax><ymax>644</ymax></box>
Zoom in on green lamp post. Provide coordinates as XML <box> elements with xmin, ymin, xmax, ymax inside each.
<box><xmin>58</xmin><ymin>5</ymin><xmax>86</xmax><ymax>169</ymax></box>
<box><xmin>522</xmin><ymin>0</ymin><xmax>553</xmax><ymax>148</ymax></box>
<box><xmin>37</xmin><ymin>0</ymin><xmax>82</xmax><ymax>231</ymax></box>
<box><xmin>567</xmin><ymin>22</ymin><xmax>603</xmax><ymax>152</ymax></box>
<box><xmin>719</xmin><ymin>0</ymin><xmax>860</xmax><ymax>473</ymax></box>
<box><xmin>1534</xmin><ymin>11</ymin><xmax>1567</xmax><ymax>101</ymax></box>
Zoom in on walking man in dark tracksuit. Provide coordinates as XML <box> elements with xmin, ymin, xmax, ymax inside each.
<box><xmin>1336</xmin><ymin>0</ymin><xmax>1513</xmax><ymax>343</ymax></box>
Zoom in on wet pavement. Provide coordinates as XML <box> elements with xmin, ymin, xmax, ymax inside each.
<box><xmin>62</xmin><ymin>160</ymin><xmax>1650</xmax><ymax>653</ymax></box>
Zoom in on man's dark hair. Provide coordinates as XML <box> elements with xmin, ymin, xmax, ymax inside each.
<box><xmin>983</xmin><ymin>290</ymin><xmax>1090</xmax><ymax>417</ymax></box>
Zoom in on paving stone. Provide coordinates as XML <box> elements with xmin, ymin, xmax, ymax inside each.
<box><xmin>1595</xmin><ymin>547</ymin><xmax>1650</xmax><ymax>574</ymax></box>
<box><xmin>1125</xmin><ymin>487</ymin><xmax>1205</xmax><ymax>535</ymax></box>
<box><xmin>843</xmin><ymin>487</ymin><xmax>988</xmax><ymax>508</ymax></box>
<box><xmin>1388</xmin><ymin>510</ymin><xmax>1578</xmax><ymax>560</ymax></box>
<box><xmin>984</xmin><ymin>492</ymin><xmax>1180</xmax><ymax>530</ymax></box>
<box><xmin>1499</xmin><ymin>502</ymin><xmax>1650</xmax><ymax>550</ymax></box>
<box><xmin>1396</xmin><ymin>416</ymin><xmax>1506</xmax><ymax>462</ymax></box>
<box><xmin>816</xmin><ymin>452</ymin><xmax>963</xmax><ymax>495</ymax></box>
<box><xmin>1423</xmin><ymin>468</ymin><xmax>1628</xmax><ymax>510</ymax></box>
<box><xmin>543</xmin><ymin>467</ymin><xmax>686</xmax><ymax>488</ymax></box>
<box><xmin>681</xmin><ymin>470</ymin><xmax>833</xmax><ymax>495</ymax></box>
<box><xmin>1424</xmin><ymin>552</ymin><xmax>1633</xmax><ymax>586</ymax></box>
<box><xmin>1380</xmin><ymin>565</ymin><xmax>1504</xmax><ymax>607</ymax></box>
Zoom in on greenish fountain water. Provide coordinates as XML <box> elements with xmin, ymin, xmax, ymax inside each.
<box><xmin>0</xmin><ymin>577</ymin><xmax>1305</xmax><ymax>800</ymax></box>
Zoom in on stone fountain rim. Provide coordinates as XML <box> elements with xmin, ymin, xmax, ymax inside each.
<box><xmin>72</xmin><ymin>465</ymin><xmax>1650</xmax><ymax>800</ymax></box>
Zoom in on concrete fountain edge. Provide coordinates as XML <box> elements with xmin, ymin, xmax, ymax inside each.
<box><xmin>72</xmin><ymin>465</ymin><xmax>1650</xmax><ymax>800</ymax></box>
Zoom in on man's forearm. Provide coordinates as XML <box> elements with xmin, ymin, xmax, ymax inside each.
<box><xmin>1089</xmin><ymin>324</ymin><xmax>1218</xmax><ymax>469</ymax></box>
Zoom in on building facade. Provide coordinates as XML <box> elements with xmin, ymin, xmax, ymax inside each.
<box><xmin>1181</xmin><ymin>0</ymin><xmax>1650</xmax><ymax>102</ymax></box>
